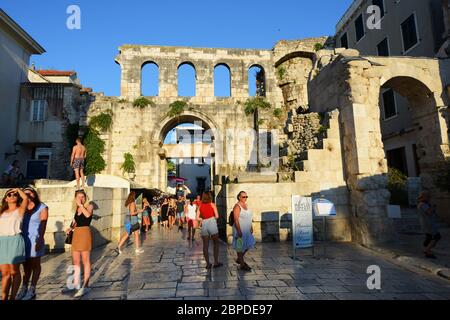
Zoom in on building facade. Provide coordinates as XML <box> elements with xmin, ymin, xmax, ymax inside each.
<box><xmin>334</xmin><ymin>0</ymin><xmax>447</xmax><ymax>181</ymax></box>
<box><xmin>0</xmin><ymin>9</ymin><xmax>44</xmax><ymax>179</ymax></box>
<box><xmin>15</xmin><ymin>69</ymin><xmax>92</xmax><ymax>180</ymax></box>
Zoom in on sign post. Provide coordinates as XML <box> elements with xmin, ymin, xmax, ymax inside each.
<box><xmin>312</xmin><ymin>197</ymin><xmax>336</xmax><ymax>259</ymax></box>
<box><xmin>291</xmin><ymin>196</ymin><xmax>313</xmax><ymax>260</ymax></box>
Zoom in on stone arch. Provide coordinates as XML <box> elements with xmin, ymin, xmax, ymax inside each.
<box><xmin>274</xmin><ymin>51</ymin><xmax>315</xmax><ymax>68</ymax></box>
<box><xmin>377</xmin><ymin>72</ymin><xmax>445</xmax><ymax>189</ymax></box>
<box><xmin>214</xmin><ymin>63</ymin><xmax>231</xmax><ymax>97</ymax></box>
<box><xmin>152</xmin><ymin>109</ymin><xmax>220</xmax><ymax>143</ymax></box>
<box><xmin>141</xmin><ymin>61</ymin><xmax>159</xmax><ymax>96</ymax></box>
<box><xmin>248</xmin><ymin>64</ymin><xmax>266</xmax><ymax>97</ymax></box>
<box><xmin>177</xmin><ymin>62</ymin><xmax>197</xmax><ymax>97</ymax></box>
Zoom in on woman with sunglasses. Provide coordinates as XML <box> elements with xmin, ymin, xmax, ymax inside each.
<box><xmin>0</xmin><ymin>188</ymin><xmax>29</xmax><ymax>300</ymax></box>
<box><xmin>232</xmin><ymin>191</ymin><xmax>255</xmax><ymax>271</ymax></box>
<box><xmin>63</xmin><ymin>190</ymin><xmax>94</xmax><ymax>298</ymax></box>
<box><xmin>16</xmin><ymin>188</ymin><xmax>48</xmax><ymax>300</ymax></box>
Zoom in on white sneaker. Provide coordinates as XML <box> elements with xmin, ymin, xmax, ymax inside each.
<box><xmin>117</xmin><ymin>247</ymin><xmax>122</xmax><ymax>255</ymax></box>
<box><xmin>74</xmin><ymin>286</ymin><xmax>91</xmax><ymax>298</ymax></box>
<box><xmin>135</xmin><ymin>248</ymin><xmax>144</xmax><ymax>255</ymax></box>
<box><xmin>22</xmin><ymin>287</ymin><xmax>36</xmax><ymax>300</ymax></box>
<box><xmin>16</xmin><ymin>286</ymin><xmax>28</xmax><ymax>300</ymax></box>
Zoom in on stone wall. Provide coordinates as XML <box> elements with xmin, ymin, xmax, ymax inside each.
<box><xmin>0</xmin><ymin>186</ymin><xmax>128</xmax><ymax>252</ymax></box>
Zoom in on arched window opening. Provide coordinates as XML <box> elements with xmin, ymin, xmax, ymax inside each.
<box><xmin>248</xmin><ymin>65</ymin><xmax>266</xmax><ymax>97</ymax></box>
<box><xmin>214</xmin><ymin>64</ymin><xmax>231</xmax><ymax>97</ymax></box>
<box><xmin>178</xmin><ymin>63</ymin><xmax>196</xmax><ymax>97</ymax></box>
<box><xmin>141</xmin><ymin>62</ymin><xmax>159</xmax><ymax>96</ymax></box>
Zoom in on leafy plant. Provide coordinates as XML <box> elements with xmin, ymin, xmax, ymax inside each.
<box><xmin>121</xmin><ymin>153</ymin><xmax>136</xmax><ymax>174</ymax></box>
<box><xmin>168</xmin><ymin>100</ymin><xmax>187</xmax><ymax>117</ymax></box>
<box><xmin>314</xmin><ymin>43</ymin><xmax>324</xmax><ymax>51</ymax></box>
<box><xmin>273</xmin><ymin>108</ymin><xmax>282</xmax><ymax>119</ymax></box>
<box><xmin>118</xmin><ymin>98</ymin><xmax>128</xmax><ymax>103</ymax></box>
<box><xmin>433</xmin><ymin>158</ymin><xmax>450</xmax><ymax>193</ymax></box>
<box><xmin>89</xmin><ymin>111</ymin><xmax>113</xmax><ymax>132</ymax></box>
<box><xmin>387</xmin><ymin>167</ymin><xmax>408</xmax><ymax>206</ymax></box>
<box><xmin>133</xmin><ymin>96</ymin><xmax>155</xmax><ymax>109</ymax></box>
<box><xmin>277</xmin><ymin>66</ymin><xmax>286</xmax><ymax>80</ymax></box>
<box><xmin>244</xmin><ymin>97</ymin><xmax>271</xmax><ymax>116</ymax></box>
<box><xmin>167</xmin><ymin>160</ymin><xmax>176</xmax><ymax>173</ymax></box>
<box><xmin>318</xmin><ymin>125</ymin><xmax>327</xmax><ymax>135</ymax></box>
<box><xmin>83</xmin><ymin>129</ymin><xmax>106</xmax><ymax>175</ymax></box>
<box><xmin>257</xmin><ymin>119</ymin><xmax>265</xmax><ymax>126</ymax></box>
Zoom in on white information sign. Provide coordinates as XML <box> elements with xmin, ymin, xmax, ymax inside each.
<box><xmin>312</xmin><ymin>198</ymin><xmax>336</xmax><ymax>217</ymax></box>
<box><xmin>291</xmin><ymin>196</ymin><xmax>313</xmax><ymax>249</ymax></box>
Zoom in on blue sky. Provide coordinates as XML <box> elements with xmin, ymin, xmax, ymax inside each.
<box><xmin>2</xmin><ymin>0</ymin><xmax>353</xmax><ymax>96</ymax></box>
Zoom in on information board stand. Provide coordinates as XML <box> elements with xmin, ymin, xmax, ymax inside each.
<box><xmin>312</xmin><ymin>197</ymin><xmax>336</xmax><ymax>260</ymax></box>
<box><xmin>291</xmin><ymin>196</ymin><xmax>313</xmax><ymax>260</ymax></box>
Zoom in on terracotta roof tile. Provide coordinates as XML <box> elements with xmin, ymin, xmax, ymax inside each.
<box><xmin>37</xmin><ymin>70</ymin><xmax>76</xmax><ymax>76</ymax></box>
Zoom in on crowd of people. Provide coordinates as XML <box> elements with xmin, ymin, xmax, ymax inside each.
<box><xmin>0</xmin><ymin>181</ymin><xmax>443</xmax><ymax>300</ymax></box>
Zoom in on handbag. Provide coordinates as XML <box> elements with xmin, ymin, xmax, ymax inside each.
<box><xmin>65</xmin><ymin>221</ymin><xmax>76</xmax><ymax>245</ymax></box>
<box><xmin>65</xmin><ymin>229</ymin><xmax>74</xmax><ymax>245</ymax></box>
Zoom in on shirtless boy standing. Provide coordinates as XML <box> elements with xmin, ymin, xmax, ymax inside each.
<box><xmin>70</xmin><ymin>137</ymin><xmax>87</xmax><ymax>190</ymax></box>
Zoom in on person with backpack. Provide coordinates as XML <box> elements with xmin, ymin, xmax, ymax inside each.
<box><xmin>231</xmin><ymin>191</ymin><xmax>255</xmax><ymax>271</ymax></box>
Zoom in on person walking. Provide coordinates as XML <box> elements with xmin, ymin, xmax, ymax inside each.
<box><xmin>232</xmin><ymin>191</ymin><xmax>255</xmax><ymax>271</ymax></box>
<box><xmin>117</xmin><ymin>192</ymin><xmax>144</xmax><ymax>255</ymax></box>
<box><xmin>63</xmin><ymin>190</ymin><xmax>94</xmax><ymax>298</ymax></box>
<box><xmin>70</xmin><ymin>137</ymin><xmax>87</xmax><ymax>190</ymax></box>
<box><xmin>185</xmin><ymin>198</ymin><xmax>198</xmax><ymax>241</ymax></box>
<box><xmin>168</xmin><ymin>197</ymin><xmax>176</xmax><ymax>230</ymax></box>
<box><xmin>176</xmin><ymin>196</ymin><xmax>185</xmax><ymax>230</ymax></box>
<box><xmin>196</xmin><ymin>191</ymin><xmax>222</xmax><ymax>269</ymax></box>
<box><xmin>142</xmin><ymin>198</ymin><xmax>151</xmax><ymax>233</ymax></box>
<box><xmin>417</xmin><ymin>191</ymin><xmax>441</xmax><ymax>259</ymax></box>
<box><xmin>160</xmin><ymin>198</ymin><xmax>169</xmax><ymax>229</ymax></box>
<box><xmin>0</xmin><ymin>188</ymin><xmax>28</xmax><ymax>300</ymax></box>
<box><xmin>16</xmin><ymin>188</ymin><xmax>48</xmax><ymax>300</ymax></box>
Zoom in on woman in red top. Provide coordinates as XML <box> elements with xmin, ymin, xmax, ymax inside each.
<box><xmin>196</xmin><ymin>192</ymin><xmax>222</xmax><ymax>269</ymax></box>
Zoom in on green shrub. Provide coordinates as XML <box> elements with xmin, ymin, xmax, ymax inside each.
<box><xmin>121</xmin><ymin>153</ymin><xmax>136</xmax><ymax>174</ymax></box>
<box><xmin>244</xmin><ymin>97</ymin><xmax>271</xmax><ymax>116</ymax></box>
<box><xmin>273</xmin><ymin>108</ymin><xmax>282</xmax><ymax>119</ymax></box>
<box><xmin>89</xmin><ymin>111</ymin><xmax>113</xmax><ymax>132</ymax></box>
<box><xmin>83</xmin><ymin>128</ymin><xmax>106</xmax><ymax>175</ymax></box>
<box><xmin>387</xmin><ymin>167</ymin><xmax>408</xmax><ymax>205</ymax></box>
<box><xmin>168</xmin><ymin>100</ymin><xmax>187</xmax><ymax>117</ymax></box>
<box><xmin>133</xmin><ymin>96</ymin><xmax>154</xmax><ymax>108</ymax></box>
<box><xmin>167</xmin><ymin>160</ymin><xmax>176</xmax><ymax>173</ymax></box>
<box><xmin>277</xmin><ymin>66</ymin><xmax>286</xmax><ymax>80</ymax></box>
<box><xmin>314</xmin><ymin>43</ymin><xmax>324</xmax><ymax>51</ymax></box>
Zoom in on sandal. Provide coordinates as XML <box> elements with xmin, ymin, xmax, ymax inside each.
<box><xmin>213</xmin><ymin>262</ymin><xmax>223</xmax><ymax>268</ymax></box>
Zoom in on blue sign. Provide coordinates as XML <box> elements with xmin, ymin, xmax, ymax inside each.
<box><xmin>291</xmin><ymin>196</ymin><xmax>313</xmax><ymax>249</ymax></box>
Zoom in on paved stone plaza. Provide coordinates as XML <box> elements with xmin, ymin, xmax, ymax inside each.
<box><xmin>33</xmin><ymin>227</ymin><xmax>450</xmax><ymax>300</ymax></box>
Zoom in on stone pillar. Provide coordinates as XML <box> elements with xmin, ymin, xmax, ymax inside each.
<box><xmin>340</xmin><ymin>58</ymin><xmax>397</xmax><ymax>246</ymax></box>
<box><xmin>196</xmin><ymin>61</ymin><xmax>214</xmax><ymax>99</ymax></box>
<box><xmin>159</xmin><ymin>59</ymin><xmax>178</xmax><ymax>98</ymax></box>
<box><xmin>119</xmin><ymin>60</ymin><xmax>141</xmax><ymax>99</ymax></box>
<box><xmin>230</xmin><ymin>62</ymin><xmax>247</xmax><ymax>98</ymax></box>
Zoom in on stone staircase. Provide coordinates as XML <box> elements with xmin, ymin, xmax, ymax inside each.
<box><xmin>393</xmin><ymin>207</ymin><xmax>423</xmax><ymax>235</ymax></box>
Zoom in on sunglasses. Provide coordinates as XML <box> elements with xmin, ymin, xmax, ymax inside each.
<box><xmin>241</xmin><ymin>196</ymin><xmax>248</xmax><ymax>199</ymax></box>
<box><xmin>6</xmin><ymin>193</ymin><xmax>18</xmax><ymax>198</ymax></box>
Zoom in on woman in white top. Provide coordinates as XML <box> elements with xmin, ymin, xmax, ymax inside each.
<box><xmin>0</xmin><ymin>188</ymin><xmax>29</xmax><ymax>300</ymax></box>
<box><xmin>184</xmin><ymin>198</ymin><xmax>197</xmax><ymax>241</ymax></box>
<box><xmin>232</xmin><ymin>191</ymin><xmax>255</xmax><ymax>272</ymax></box>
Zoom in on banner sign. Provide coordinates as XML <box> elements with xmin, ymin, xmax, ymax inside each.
<box><xmin>291</xmin><ymin>196</ymin><xmax>313</xmax><ymax>249</ymax></box>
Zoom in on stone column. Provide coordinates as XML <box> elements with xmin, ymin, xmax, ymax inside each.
<box><xmin>119</xmin><ymin>59</ymin><xmax>141</xmax><ymax>99</ymax></box>
<box><xmin>340</xmin><ymin>58</ymin><xmax>397</xmax><ymax>246</ymax></box>
<box><xmin>159</xmin><ymin>59</ymin><xmax>178</xmax><ymax>98</ymax></box>
<box><xmin>196</xmin><ymin>61</ymin><xmax>214</xmax><ymax>100</ymax></box>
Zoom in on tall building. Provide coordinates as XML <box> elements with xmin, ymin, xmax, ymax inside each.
<box><xmin>334</xmin><ymin>0</ymin><xmax>448</xmax><ymax>179</ymax></box>
<box><xmin>335</xmin><ymin>0</ymin><xmax>446</xmax><ymax>57</ymax></box>
<box><xmin>0</xmin><ymin>9</ymin><xmax>45</xmax><ymax>177</ymax></box>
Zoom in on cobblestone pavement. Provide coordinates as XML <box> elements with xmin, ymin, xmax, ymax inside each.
<box><xmin>35</xmin><ymin>226</ymin><xmax>450</xmax><ymax>300</ymax></box>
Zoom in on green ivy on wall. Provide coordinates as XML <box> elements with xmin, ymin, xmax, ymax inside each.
<box><xmin>121</xmin><ymin>152</ymin><xmax>136</xmax><ymax>174</ymax></box>
<box><xmin>168</xmin><ymin>100</ymin><xmax>187</xmax><ymax>117</ymax></box>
